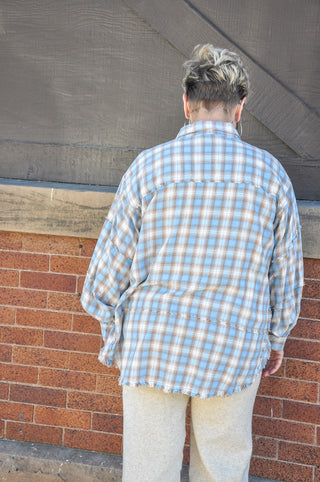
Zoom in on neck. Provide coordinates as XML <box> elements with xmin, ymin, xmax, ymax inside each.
<box><xmin>189</xmin><ymin>104</ymin><xmax>236</xmax><ymax>126</ymax></box>
<box><xmin>188</xmin><ymin>99</ymin><xmax>238</xmax><ymax>127</ymax></box>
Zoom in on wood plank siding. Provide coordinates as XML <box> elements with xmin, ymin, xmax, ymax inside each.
<box><xmin>0</xmin><ymin>0</ymin><xmax>319</xmax><ymax>199</ymax></box>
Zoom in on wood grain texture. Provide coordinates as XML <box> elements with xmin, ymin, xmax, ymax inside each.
<box><xmin>2</xmin><ymin>140</ymin><xmax>318</xmax><ymax>199</ymax></box>
<box><xmin>125</xmin><ymin>0</ymin><xmax>320</xmax><ymax>159</ymax></box>
<box><xmin>279</xmin><ymin>160</ymin><xmax>320</xmax><ymax>201</ymax></box>
<box><xmin>0</xmin><ymin>140</ymin><xmax>139</xmax><ymax>186</ymax></box>
<box><xmin>0</xmin><ymin>0</ymin><xmax>185</xmax><ymax>146</ymax></box>
<box><xmin>241</xmin><ymin>111</ymin><xmax>320</xmax><ymax>200</ymax></box>
<box><xmin>0</xmin><ymin>0</ymin><xmax>318</xmax><ymax>200</ymax></box>
<box><xmin>190</xmin><ymin>0</ymin><xmax>320</xmax><ymax>115</ymax></box>
<box><xmin>0</xmin><ymin>180</ymin><xmax>116</xmax><ymax>238</ymax></box>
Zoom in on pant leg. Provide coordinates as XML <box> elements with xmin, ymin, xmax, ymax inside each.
<box><xmin>122</xmin><ymin>385</ymin><xmax>189</xmax><ymax>482</ymax></box>
<box><xmin>189</xmin><ymin>376</ymin><xmax>261</xmax><ymax>482</ymax></box>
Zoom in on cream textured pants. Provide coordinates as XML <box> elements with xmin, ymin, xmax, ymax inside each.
<box><xmin>122</xmin><ymin>376</ymin><xmax>260</xmax><ymax>482</ymax></box>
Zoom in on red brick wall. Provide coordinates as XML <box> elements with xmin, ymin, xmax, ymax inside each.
<box><xmin>0</xmin><ymin>231</ymin><xmax>122</xmax><ymax>455</ymax></box>
<box><xmin>250</xmin><ymin>258</ymin><xmax>320</xmax><ymax>482</ymax></box>
<box><xmin>0</xmin><ymin>231</ymin><xmax>319</xmax><ymax>481</ymax></box>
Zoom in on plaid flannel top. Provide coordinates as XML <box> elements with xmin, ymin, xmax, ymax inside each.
<box><xmin>81</xmin><ymin>121</ymin><xmax>304</xmax><ymax>398</ymax></box>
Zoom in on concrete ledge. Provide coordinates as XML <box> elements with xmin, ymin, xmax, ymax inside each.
<box><xmin>0</xmin><ymin>179</ymin><xmax>319</xmax><ymax>258</ymax></box>
<box><xmin>0</xmin><ymin>440</ymin><xmax>278</xmax><ymax>482</ymax></box>
<box><xmin>0</xmin><ymin>440</ymin><xmax>121</xmax><ymax>481</ymax></box>
<box><xmin>298</xmin><ymin>201</ymin><xmax>320</xmax><ymax>259</ymax></box>
<box><xmin>0</xmin><ymin>179</ymin><xmax>116</xmax><ymax>239</ymax></box>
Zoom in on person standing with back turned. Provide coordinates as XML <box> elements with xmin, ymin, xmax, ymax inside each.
<box><xmin>81</xmin><ymin>45</ymin><xmax>304</xmax><ymax>481</ymax></box>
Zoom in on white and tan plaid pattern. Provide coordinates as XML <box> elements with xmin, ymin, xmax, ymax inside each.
<box><xmin>81</xmin><ymin>121</ymin><xmax>304</xmax><ymax>398</ymax></box>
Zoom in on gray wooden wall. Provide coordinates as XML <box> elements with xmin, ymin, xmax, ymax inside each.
<box><xmin>0</xmin><ymin>0</ymin><xmax>319</xmax><ymax>199</ymax></box>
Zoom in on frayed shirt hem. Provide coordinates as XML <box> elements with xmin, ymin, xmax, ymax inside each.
<box><xmin>117</xmin><ymin>373</ymin><xmax>263</xmax><ymax>399</ymax></box>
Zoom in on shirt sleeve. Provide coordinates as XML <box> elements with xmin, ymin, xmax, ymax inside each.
<box><xmin>268</xmin><ymin>186</ymin><xmax>304</xmax><ymax>351</ymax></box>
<box><xmin>81</xmin><ymin>180</ymin><xmax>141</xmax><ymax>343</ymax></box>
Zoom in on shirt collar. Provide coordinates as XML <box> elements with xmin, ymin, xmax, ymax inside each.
<box><xmin>176</xmin><ymin>120</ymin><xmax>240</xmax><ymax>140</ymax></box>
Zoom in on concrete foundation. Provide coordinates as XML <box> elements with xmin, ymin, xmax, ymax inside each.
<box><xmin>0</xmin><ymin>440</ymin><xmax>279</xmax><ymax>481</ymax></box>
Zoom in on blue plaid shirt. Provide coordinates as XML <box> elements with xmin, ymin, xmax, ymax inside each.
<box><xmin>81</xmin><ymin>121</ymin><xmax>304</xmax><ymax>398</ymax></box>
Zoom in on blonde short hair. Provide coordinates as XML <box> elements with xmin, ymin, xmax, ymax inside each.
<box><xmin>182</xmin><ymin>44</ymin><xmax>249</xmax><ymax>108</ymax></box>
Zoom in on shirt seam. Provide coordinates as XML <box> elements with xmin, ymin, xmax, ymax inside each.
<box><xmin>123</xmin><ymin>307</ymin><xmax>267</xmax><ymax>335</ymax></box>
<box><xmin>138</xmin><ymin>179</ymin><xmax>278</xmax><ymax>209</ymax></box>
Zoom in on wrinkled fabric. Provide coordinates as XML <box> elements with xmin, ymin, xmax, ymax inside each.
<box><xmin>81</xmin><ymin>121</ymin><xmax>304</xmax><ymax>398</ymax></box>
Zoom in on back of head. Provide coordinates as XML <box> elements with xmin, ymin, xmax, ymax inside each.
<box><xmin>182</xmin><ymin>44</ymin><xmax>249</xmax><ymax>109</ymax></box>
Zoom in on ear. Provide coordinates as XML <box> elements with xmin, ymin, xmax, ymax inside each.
<box><xmin>235</xmin><ymin>97</ymin><xmax>246</xmax><ymax>123</ymax></box>
<box><xmin>183</xmin><ymin>93</ymin><xmax>190</xmax><ymax>120</ymax></box>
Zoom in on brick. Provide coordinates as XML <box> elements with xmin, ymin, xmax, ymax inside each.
<box><xmin>266</xmin><ymin>360</ymin><xmax>285</xmax><ymax>377</ymax></box>
<box><xmin>0</xmin><ymin>232</ymin><xmax>22</xmax><ymax>251</ymax></box>
<box><xmin>44</xmin><ymin>331</ymin><xmax>100</xmax><ymax>353</ymax></box>
<box><xmin>253</xmin><ymin>396</ymin><xmax>282</xmax><ymax>418</ymax></box>
<box><xmin>35</xmin><ymin>406</ymin><xmax>91</xmax><ymax>430</ymax></box>
<box><xmin>184</xmin><ymin>424</ymin><xmax>191</xmax><ymax>446</ymax></box>
<box><xmin>39</xmin><ymin>368</ymin><xmax>96</xmax><ymax>392</ymax></box>
<box><xmin>252</xmin><ymin>416</ymin><xmax>315</xmax><ymax>444</ymax></box>
<box><xmin>250</xmin><ymin>457</ymin><xmax>314</xmax><ymax>482</ymax></box>
<box><xmin>0</xmin><ymin>251</ymin><xmax>49</xmax><ymax>271</ymax></box>
<box><xmin>285</xmin><ymin>338</ymin><xmax>320</xmax><ymax>362</ymax></box>
<box><xmin>103</xmin><ymin>365</ymin><xmax>120</xmax><ymax>377</ymax></box>
<box><xmin>0</xmin><ymin>287</ymin><xmax>47</xmax><ymax>309</ymax></box>
<box><xmin>303</xmin><ymin>279</ymin><xmax>320</xmax><ymax>299</ymax></box>
<box><xmin>77</xmin><ymin>276</ymin><xmax>85</xmax><ymax>294</ymax></box>
<box><xmin>278</xmin><ymin>441</ymin><xmax>320</xmax><ymax>466</ymax></box>
<box><xmin>0</xmin><ymin>326</ymin><xmax>43</xmax><ymax>346</ymax></box>
<box><xmin>16</xmin><ymin>309</ymin><xmax>72</xmax><ymax>331</ymax></box>
<box><xmin>69</xmin><ymin>353</ymin><xmax>106</xmax><ymax>374</ymax></box>
<box><xmin>50</xmin><ymin>255</ymin><xmax>90</xmax><ymax>276</ymax></box>
<box><xmin>64</xmin><ymin>429</ymin><xmax>122</xmax><ymax>455</ymax></box>
<box><xmin>0</xmin><ymin>306</ymin><xmax>15</xmax><ymax>325</ymax></box>
<box><xmin>0</xmin><ymin>382</ymin><xmax>9</xmax><ymax>400</ymax></box>
<box><xmin>79</xmin><ymin>238</ymin><xmax>97</xmax><ymax>258</ymax></box>
<box><xmin>300</xmin><ymin>298</ymin><xmax>320</xmax><ymax>320</ymax></box>
<box><xmin>0</xmin><ymin>363</ymin><xmax>38</xmax><ymax>384</ymax></box>
<box><xmin>290</xmin><ymin>318</ymin><xmax>320</xmax><ymax>340</ymax></box>
<box><xmin>185</xmin><ymin>403</ymin><xmax>191</xmax><ymax>425</ymax></box>
<box><xmin>47</xmin><ymin>292</ymin><xmax>83</xmax><ymax>313</ymax></box>
<box><xmin>0</xmin><ymin>345</ymin><xmax>12</xmax><ymax>362</ymax></box>
<box><xmin>0</xmin><ymin>269</ymin><xmax>19</xmax><ymax>287</ymax></box>
<box><xmin>286</xmin><ymin>359</ymin><xmax>320</xmax><ymax>382</ymax></box>
<box><xmin>304</xmin><ymin>258</ymin><xmax>320</xmax><ymax>280</ymax></box>
<box><xmin>22</xmin><ymin>233</ymin><xmax>80</xmax><ymax>256</ymax></box>
<box><xmin>72</xmin><ymin>314</ymin><xmax>101</xmax><ymax>335</ymax></box>
<box><xmin>0</xmin><ymin>401</ymin><xmax>33</xmax><ymax>422</ymax></box>
<box><xmin>92</xmin><ymin>413</ymin><xmax>123</xmax><ymax>434</ymax></box>
<box><xmin>258</xmin><ymin>376</ymin><xmax>318</xmax><ymax>403</ymax></box>
<box><xmin>0</xmin><ymin>420</ymin><xmax>4</xmax><ymax>438</ymax></box>
<box><xmin>10</xmin><ymin>385</ymin><xmax>67</xmax><ymax>408</ymax></box>
<box><xmin>183</xmin><ymin>445</ymin><xmax>190</xmax><ymax>466</ymax></box>
<box><xmin>252</xmin><ymin>436</ymin><xmax>277</xmax><ymax>458</ymax></box>
<box><xmin>6</xmin><ymin>421</ymin><xmax>62</xmax><ymax>446</ymax></box>
<box><xmin>20</xmin><ymin>271</ymin><xmax>77</xmax><ymax>293</ymax></box>
<box><xmin>96</xmin><ymin>375</ymin><xmax>122</xmax><ymax>396</ymax></box>
<box><xmin>12</xmin><ymin>346</ymin><xmax>68</xmax><ymax>369</ymax></box>
<box><xmin>67</xmin><ymin>392</ymin><xmax>122</xmax><ymax>415</ymax></box>
<box><xmin>283</xmin><ymin>400</ymin><xmax>320</xmax><ymax>425</ymax></box>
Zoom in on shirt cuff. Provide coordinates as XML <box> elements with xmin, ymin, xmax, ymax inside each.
<box><xmin>269</xmin><ymin>334</ymin><xmax>286</xmax><ymax>351</ymax></box>
<box><xmin>80</xmin><ymin>291</ymin><xmax>114</xmax><ymax>332</ymax></box>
